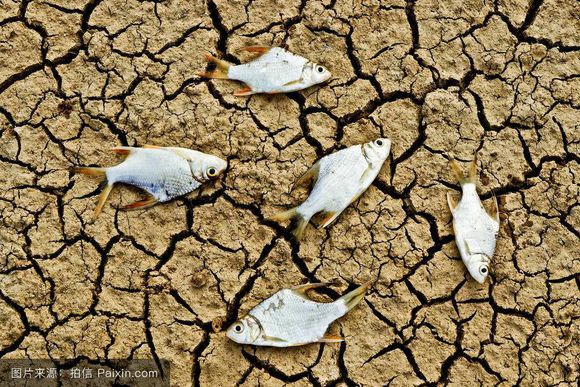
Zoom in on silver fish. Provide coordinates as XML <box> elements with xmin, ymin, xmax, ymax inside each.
<box><xmin>447</xmin><ymin>154</ymin><xmax>500</xmax><ymax>283</ymax></box>
<box><xmin>197</xmin><ymin>46</ymin><xmax>331</xmax><ymax>96</ymax></box>
<box><xmin>72</xmin><ymin>145</ymin><xmax>227</xmax><ymax>219</ymax></box>
<box><xmin>269</xmin><ymin>138</ymin><xmax>391</xmax><ymax>240</ymax></box>
<box><xmin>226</xmin><ymin>282</ymin><xmax>370</xmax><ymax>347</ymax></box>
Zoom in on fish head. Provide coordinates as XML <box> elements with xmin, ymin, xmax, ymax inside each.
<box><xmin>362</xmin><ymin>138</ymin><xmax>391</xmax><ymax>165</ymax></box>
<box><xmin>467</xmin><ymin>254</ymin><xmax>490</xmax><ymax>284</ymax></box>
<box><xmin>198</xmin><ymin>154</ymin><xmax>228</xmax><ymax>181</ymax></box>
<box><xmin>226</xmin><ymin>315</ymin><xmax>261</xmax><ymax>344</ymax></box>
<box><xmin>173</xmin><ymin>149</ymin><xmax>227</xmax><ymax>181</ymax></box>
<box><xmin>304</xmin><ymin>62</ymin><xmax>332</xmax><ymax>86</ymax></box>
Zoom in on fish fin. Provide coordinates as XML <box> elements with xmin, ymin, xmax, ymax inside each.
<box><xmin>233</xmin><ymin>86</ymin><xmax>254</xmax><ymax>96</ymax></box>
<box><xmin>240</xmin><ymin>46</ymin><xmax>270</xmax><ymax>55</ymax></box>
<box><xmin>468</xmin><ymin>153</ymin><xmax>478</xmax><ymax>184</ymax></box>
<box><xmin>463</xmin><ymin>239</ymin><xmax>472</xmax><ymax>255</ymax></box>
<box><xmin>121</xmin><ymin>195</ymin><xmax>157</xmax><ymax>211</ymax></box>
<box><xmin>71</xmin><ymin>166</ymin><xmax>106</xmax><ymax>177</ymax></box>
<box><xmin>268</xmin><ymin>207</ymin><xmax>298</xmax><ymax>223</ymax></box>
<box><xmin>320</xmin><ymin>333</ymin><xmax>344</xmax><ymax>343</ymax></box>
<box><xmin>359</xmin><ymin>165</ymin><xmax>374</xmax><ymax>185</ymax></box>
<box><xmin>446</xmin><ymin>192</ymin><xmax>457</xmax><ymax>212</ymax></box>
<box><xmin>292</xmin><ymin>216</ymin><xmax>309</xmax><ymax>241</ymax></box>
<box><xmin>197</xmin><ymin>70</ymin><xmax>229</xmax><ymax>79</ymax></box>
<box><xmin>267</xmin><ymin>207</ymin><xmax>309</xmax><ymax>241</ymax></box>
<box><xmin>448</xmin><ymin>154</ymin><xmax>468</xmax><ymax>185</ymax></box>
<box><xmin>93</xmin><ymin>184</ymin><xmax>114</xmax><ymax>220</ymax></box>
<box><xmin>262</xmin><ymin>335</ymin><xmax>287</xmax><ymax>343</ymax></box>
<box><xmin>197</xmin><ymin>54</ymin><xmax>230</xmax><ymax>79</ymax></box>
<box><xmin>282</xmin><ymin>79</ymin><xmax>302</xmax><ymax>87</ymax></box>
<box><xmin>337</xmin><ymin>281</ymin><xmax>371</xmax><ymax>313</ymax></box>
<box><xmin>142</xmin><ymin>144</ymin><xmax>163</xmax><ymax>149</ymax></box>
<box><xmin>111</xmin><ymin>147</ymin><xmax>132</xmax><ymax>156</ymax></box>
<box><xmin>319</xmin><ymin>211</ymin><xmax>338</xmax><ymax>229</ymax></box>
<box><xmin>490</xmin><ymin>193</ymin><xmax>500</xmax><ymax>224</ymax></box>
<box><xmin>291</xmin><ymin>162</ymin><xmax>320</xmax><ymax>192</ymax></box>
<box><xmin>292</xmin><ymin>282</ymin><xmax>334</xmax><ymax>297</ymax></box>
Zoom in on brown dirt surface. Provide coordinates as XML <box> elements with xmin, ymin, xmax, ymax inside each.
<box><xmin>0</xmin><ymin>0</ymin><xmax>578</xmax><ymax>386</ymax></box>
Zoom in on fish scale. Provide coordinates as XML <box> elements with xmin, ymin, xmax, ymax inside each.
<box><xmin>251</xmin><ymin>290</ymin><xmax>342</xmax><ymax>344</ymax></box>
<box><xmin>226</xmin><ymin>282</ymin><xmax>370</xmax><ymax>347</ymax></box>
<box><xmin>108</xmin><ymin>149</ymin><xmax>197</xmax><ymax>202</ymax></box>
<box><xmin>72</xmin><ymin>146</ymin><xmax>227</xmax><ymax>219</ymax></box>
<box><xmin>447</xmin><ymin>155</ymin><xmax>500</xmax><ymax>283</ymax></box>
<box><xmin>452</xmin><ymin>184</ymin><xmax>498</xmax><ymax>258</ymax></box>
<box><xmin>269</xmin><ymin>138</ymin><xmax>391</xmax><ymax>240</ymax></box>
<box><xmin>198</xmin><ymin>46</ymin><xmax>332</xmax><ymax>95</ymax></box>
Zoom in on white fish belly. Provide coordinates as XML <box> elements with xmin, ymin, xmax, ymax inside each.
<box><xmin>252</xmin><ymin>290</ymin><xmax>341</xmax><ymax>345</ymax></box>
<box><xmin>107</xmin><ymin>149</ymin><xmax>198</xmax><ymax>202</ymax></box>
<box><xmin>300</xmin><ymin>146</ymin><xmax>370</xmax><ymax>217</ymax></box>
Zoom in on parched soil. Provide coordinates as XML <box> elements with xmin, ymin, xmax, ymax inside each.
<box><xmin>0</xmin><ymin>0</ymin><xmax>578</xmax><ymax>386</ymax></box>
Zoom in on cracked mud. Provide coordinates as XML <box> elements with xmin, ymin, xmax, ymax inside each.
<box><xmin>0</xmin><ymin>0</ymin><xmax>578</xmax><ymax>385</ymax></box>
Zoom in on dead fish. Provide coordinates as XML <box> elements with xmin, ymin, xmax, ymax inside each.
<box><xmin>447</xmin><ymin>154</ymin><xmax>499</xmax><ymax>283</ymax></box>
<box><xmin>226</xmin><ymin>282</ymin><xmax>370</xmax><ymax>347</ymax></box>
<box><xmin>269</xmin><ymin>138</ymin><xmax>391</xmax><ymax>240</ymax></box>
<box><xmin>72</xmin><ymin>145</ymin><xmax>227</xmax><ymax>219</ymax></box>
<box><xmin>197</xmin><ymin>46</ymin><xmax>331</xmax><ymax>96</ymax></box>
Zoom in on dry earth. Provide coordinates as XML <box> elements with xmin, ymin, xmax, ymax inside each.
<box><xmin>0</xmin><ymin>0</ymin><xmax>579</xmax><ymax>386</ymax></box>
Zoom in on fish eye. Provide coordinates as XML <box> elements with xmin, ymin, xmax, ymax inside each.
<box><xmin>480</xmin><ymin>266</ymin><xmax>488</xmax><ymax>275</ymax></box>
<box><xmin>233</xmin><ymin>323</ymin><xmax>244</xmax><ymax>333</ymax></box>
<box><xmin>207</xmin><ymin>167</ymin><xmax>218</xmax><ymax>177</ymax></box>
<box><xmin>317</xmin><ymin>66</ymin><xmax>324</xmax><ymax>73</ymax></box>
<box><xmin>376</xmin><ymin>139</ymin><xmax>383</xmax><ymax>146</ymax></box>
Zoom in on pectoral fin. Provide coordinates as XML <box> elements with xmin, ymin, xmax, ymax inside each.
<box><xmin>359</xmin><ymin>165</ymin><xmax>373</xmax><ymax>184</ymax></box>
<box><xmin>463</xmin><ymin>239</ymin><xmax>472</xmax><ymax>255</ymax></box>
<box><xmin>283</xmin><ymin>79</ymin><xmax>302</xmax><ymax>87</ymax></box>
<box><xmin>320</xmin><ymin>333</ymin><xmax>344</xmax><ymax>343</ymax></box>
<box><xmin>262</xmin><ymin>335</ymin><xmax>287</xmax><ymax>343</ymax></box>
<box><xmin>291</xmin><ymin>162</ymin><xmax>320</xmax><ymax>192</ymax></box>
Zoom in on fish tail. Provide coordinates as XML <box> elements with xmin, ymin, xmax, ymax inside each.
<box><xmin>267</xmin><ymin>207</ymin><xmax>309</xmax><ymax>241</ymax></box>
<box><xmin>292</xmin><ymin>216</ymin><xmax>309</xmax><ymax>241</ymax></box>
<box><xmin>197</xmin><ymin>54</ymin><xmax>230</xmax><ymax>79</ymax></box>
<box><xmin>336</xmin><ymin>281</ymin><xmax>372</xmax><ymax>315</ymax></box>
<box><xmin>448</xmin><ymin>154</ymin><xmax>474</xmax><ymax>186</ymax></box>
<box><xmin>467</xmin><ymin>152</ymin><xmax>478</xmax><ymax>184</ymax></box>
